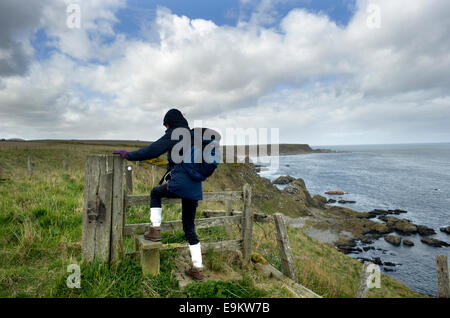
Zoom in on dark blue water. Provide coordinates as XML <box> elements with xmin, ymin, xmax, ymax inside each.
<box><xmin>257</xmin><ymin>143</ymin><xmax>450</xmax><ymax>296</ymax></box>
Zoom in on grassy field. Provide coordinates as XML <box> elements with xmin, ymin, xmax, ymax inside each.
<box><xmin>0</xmin><ymin>141</ymin><xmax>425</xmax><ymax>298</ymax></box>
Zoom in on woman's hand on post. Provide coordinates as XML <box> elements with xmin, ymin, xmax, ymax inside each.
<box><xmin>112</xmin><ymin>150</ymin><xmax>129</xmax><ymax>159</ymax></box>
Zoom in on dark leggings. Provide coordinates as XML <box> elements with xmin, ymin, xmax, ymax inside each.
<box><xmin>150</xmin><ymin>184</ymin><xmax>199</xmax><ymax>245</ymax></box>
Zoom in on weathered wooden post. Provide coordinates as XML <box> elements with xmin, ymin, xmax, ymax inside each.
<box><xmin>27</xmin><ymin>157</ymin><xmax>32</xmax><ymax>175</ymax></box>
<box><xmin>224</xmin><ymin>199</ymin><xmax>233</xmax><ymax>238</ymax></box>
<box><xmin>62</xmin><ymin>160</ymin><xmax>67</xmax><ymax>171</ymax></box>
<box><xmin>0</xmin><ymin>164</ymin><xmax>4</xmax><ymax>183</ymax></box>
<box><xmin>110</xmin><ymin>155</ymin><xmax>125</xmax><ymax>262</ymax></box>
<box><xmin>82</xmin><ymin>154</ymin><xmax>125</xmax><ymax>263</ymax></box>
<box><xmin>125</xmin><ymin>165</ymin><xmax>133</xmax><ymax>194</ymax></box>
<box><xmin>151</xmin><ymin>165</ymin><xmax>157</xmax><ymax>187</ymax></box>
<box><xmin>436</xmin><ymin>254</ymin><xmax>450</xmax><ymax>298</ymax></box>
<box><xmin>273</xmin><ymin>213</ymin><xmax>298</xmax><ymax>282</ymax></box>
<box><xmin>241</xmin><ymin>184</ymin><xmax>253</xmax><ymax>264</ymax></box>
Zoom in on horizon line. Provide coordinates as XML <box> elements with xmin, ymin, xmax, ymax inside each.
<box><xmin>2</xmin><ymin>138</ymin><xmax>449</xmax><ymax>147</ymax></box>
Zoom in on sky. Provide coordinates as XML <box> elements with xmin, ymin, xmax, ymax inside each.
<box><xmin>0</xmin><ymin>0</ymin><xmax>449</xmax><ymax>146</ymax></box>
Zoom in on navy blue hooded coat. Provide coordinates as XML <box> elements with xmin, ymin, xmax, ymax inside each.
<box><xmin>126</xmin><ymin>109</ymin><xmax>203</xmax><ymax>201</ymax></box>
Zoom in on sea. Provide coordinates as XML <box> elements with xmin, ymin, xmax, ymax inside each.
<box><xmin>255</xmin><ymin>143</ymin><xmax>450</xmax><ymax>296</ymax></box>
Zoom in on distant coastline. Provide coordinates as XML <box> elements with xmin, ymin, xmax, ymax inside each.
<box><xmin>224</xmin><ymin>144</ymin><xmax>334</xmax><ymax>157</ymax></box>
<box><xmin>1</xmin><ymin>139</ymin><xmax>334</xmax><ymax>156</ymax></box>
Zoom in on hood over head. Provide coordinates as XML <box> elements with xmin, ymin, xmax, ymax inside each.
<box><xmin>163</xmin><ymin>109</ymin><xmax>189</xmax><ymax>130</ymax></box>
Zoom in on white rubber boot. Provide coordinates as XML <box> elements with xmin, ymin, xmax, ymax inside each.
<box><xmin>150</xmin><ymin>207</ymin><xmax>162</xmax><ymax>227</ymax></box>
<box><xmin>189</xmin><ymin>242</ymin><xmax>203</xmax><ymax>269</ymax></box>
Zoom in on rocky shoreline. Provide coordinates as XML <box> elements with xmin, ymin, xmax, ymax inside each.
<box><xmin>270</xmin><ymin>175</ymin><xmax>450</xmax><ymax>268</ymax></box>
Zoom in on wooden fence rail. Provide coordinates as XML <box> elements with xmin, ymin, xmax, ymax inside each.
<box><xmin>160</xmin><ymin>240</ymin><xmax>242</xmax><ymax>253</ymax></box>
<box><xmin>124</xmin><ymin>215</ymin><xmax>243</xmax><ymax>236</ymax></box>
<box><xmin>202</xmin><ymin>210</ymin><xmax>271</xmax><ymax>223</ymax></box>
<box><xmin>125</xmin><ymin>191</ymin><xmax>243</xmax><ymax>207</ymax></box>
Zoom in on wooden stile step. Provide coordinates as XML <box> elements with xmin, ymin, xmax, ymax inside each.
<box><xmin>134</xmin><ymin>234</ymin><xmax>162</xmax><ymax>276</ymax></box>
<box><xmin>135</xmin><ymin>234</ymin><xmax>162</xmax><ymax>250</ymax></box>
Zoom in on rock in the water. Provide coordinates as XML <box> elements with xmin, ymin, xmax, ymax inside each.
<box><xmin>327</xmin><ymin>199</ymin><xmax>337</xmax><ymax>204</ymax></box>
<box><xmin>338</xmin><ymin>200</ymin><xmax>356</xmax><ymax>204</ymax></box>
<box><xmin>378</xmin><ymin>216</ymin><xmax>417</xmax><ymax>235</ymax></box>
<box><xmin>367</xmin><ymin>208</ymin><xmax>407</xmax><ymax>218</ymax></box>
<box><xmin>362</xmin><ymin>246</ymin><xmax>375</xmax><ymax>252</ymax></box>
<box><xmin>364</xmin><ymin>233</ymin><xmax>382</xmax><ymax>241</ymax></box>
<box><xmin>384</xmin><ymin>262</ymin><xmax>397</xmax><ymax>267</ymax></box>
<box><xmin>361</xmin><ymin>236</ymin><xmax>374</xmax><ymax>244</ymax></box>
<box><xmin>416</xmin><ymin>225</ymin><xmax>436</xmax><ymax>236</ymax></box>
<box><xmin>357</xmin><ymin>257</ymin><xmax>372</xmax><ymax>263</ymax></box>
<box><xmin>358</xmin><ymin>257</ymin><xmax>383</xmax><ymax>265</ymax></box>
<box><xmin>403</xmin><ymin>239</ymin><xmax>414</xmax><ymax>246</ymax></box>
<box><xmin>367</xmin><ymin>209</ymin><xmax>389</xmax><ymax>218</ymax></box>
<box><xmin>254</xmin><ymin>165</ymin><xmax>269</xmax><ymax>173</ymax></box>
<box><xmin>421</xmin><ymin>237</ymin><xmax>450</xmax><ymax>247</ymax></box>
<box><xmin>384</xmin><ymin>235</ymin><xmax>402</xmax><ymax>246</ymax></box>
<box><xmin>378</xmin><ymin>216</ymin><xmax>393</xmax><ymax>222</ymax></box>
<box><xmin>335</xmin><ymin>240</ymin><xmax>362</xmax><ymax>254</ymax></box>
<box><xmin>394</xmin><ymin>220</ymin><xmax>417</xmax><ymax>234</ymax></box>
<box><xmin>374</xmin><ymin>209</ymin><xmax>389</xmax><ymax>214</ymax></box>
<box><xmin>272</xmin><ymin>175</ymin><xmax>295</xmax><ymax>185</ymax></box>
<box><xmin>325</xmin><ymin>190</ymin><xmax>345</xmax><ymax>195</ymax></box>
<box><xmin>339</xmin><ymin>246</ymin><xmax>363</xmax><ymax>254</ymax></box>
<box><xmin>372</xmin><ymin>257</ymin><xmax>383</xmax><ymax>266</ymax></box>
<box><xmin>440</xmin><ymin>225</ymin><xmax>450</xmax><ymax>234</ymax></box>
<box><xmin>367</xmin><ymin>222</ymin><xmax>391</xmax><ymax>235</ymax></box>
<box><xmin>383</xmin><ymin>267</ymin><xmax>395</xmax><ymax>272</ymax></box>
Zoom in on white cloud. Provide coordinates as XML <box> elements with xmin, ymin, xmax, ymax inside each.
<box><xmin>41</xmin><ymin>0</ymin><xmax>127</xmax><ymax>61</ymax></box>
<box><xmin>0</xmin><ymin>0</ymin><xmax>450</xmax><ymax>144</ymax></box>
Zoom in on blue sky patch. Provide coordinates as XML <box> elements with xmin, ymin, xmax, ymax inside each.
<box><xmin>113</xmin><ymin>0</ymin><xmax>356</xmax><ymax>35</ymax></box>
<box><xmin>31</xmin><ymin>1</ymin><xmax>357</xmax><ymax>60</ymax></box>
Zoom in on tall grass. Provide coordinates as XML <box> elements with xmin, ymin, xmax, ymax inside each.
<box><xmin>0</xmin><ymin>142</ymin><xmax>266</xmax><ymax>297</ymax></box>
